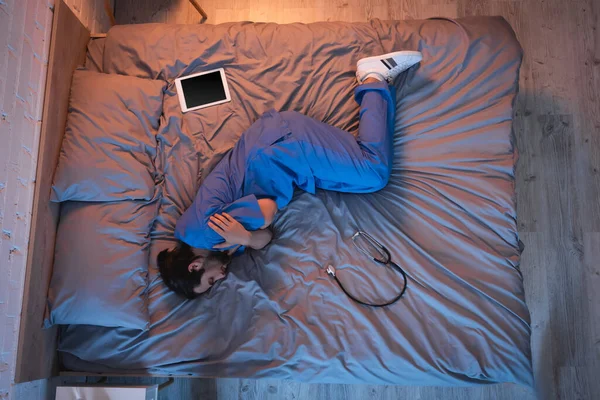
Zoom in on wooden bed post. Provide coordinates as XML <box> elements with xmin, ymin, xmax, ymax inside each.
<box><xmin>14</xmin><ymin>0</ymin><xmax>91</xmax><ymax>383</ymax></box>
<box><xmin>104</xmin><ymin>0</ymin><xmax>116</xmax><ymax>26</ymax></box>
<box><xmin>189</xmin><ymin>0</ymin><xmax>208</xmax><ymax>23</ymax></box>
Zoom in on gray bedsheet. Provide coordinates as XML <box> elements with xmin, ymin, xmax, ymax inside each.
<box><xmin>59</xmin><ymin>17</ymin><xmax>532</xmax><ymax>386</ymax></box>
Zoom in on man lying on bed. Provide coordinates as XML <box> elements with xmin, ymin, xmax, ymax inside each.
<box><xmin>158</xmin><ymin>51</ymin><xmax>422</xmax><ymax>299</ymax></box>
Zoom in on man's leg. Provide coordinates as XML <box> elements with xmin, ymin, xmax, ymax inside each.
<box><xmin>280</xmin><ymin>51</ymin><xmax>422</xmax><ymax>193</ymax></box>
<box><xmin>280</xmin><ymin>79</ymin><xmax>395</xmax><ymax>193</ymax></box>
<box><xmin>351</xmin><ymin>78</ymin><xmax>396</xmax><ymax>188</ymax></box>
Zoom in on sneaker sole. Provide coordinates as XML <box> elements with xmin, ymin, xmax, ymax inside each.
<box><xmin>357</xmin><ymin>50</ymin><xmax>423</xmax><ymax>67</ymax></box>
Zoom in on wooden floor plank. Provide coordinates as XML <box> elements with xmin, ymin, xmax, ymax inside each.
<box><xmin>583</xmin><ymin>232</ymin><xmax>600</xmax><ymax>397</ymax></box>
<box><xmin>520</xmin><ymin>232</ymin><xmax>556</xmax><ymax>400</ymax></box>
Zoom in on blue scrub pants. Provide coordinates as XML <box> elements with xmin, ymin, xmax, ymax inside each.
<box><xmin>280</xmin><ymin>80</ymin><xmax>395</xmax><ymax>193</ymax></box>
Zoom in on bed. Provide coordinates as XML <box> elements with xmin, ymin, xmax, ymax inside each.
<box><xmin>16</xmin><ymin>0</ymin><xmax>532</xmax><ymax>387</ymax></box>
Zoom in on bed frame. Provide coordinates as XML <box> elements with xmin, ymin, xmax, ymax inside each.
<box><xmin>12</xmin><ymin>1</ymin><xmax>530</xmax><ymax>387</ymax></box>
<box><xmin>15</xmin><ymin>0</ymin><xmax>90</xmax><ymax>383</ymax></box>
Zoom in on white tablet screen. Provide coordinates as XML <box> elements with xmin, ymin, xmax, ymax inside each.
<box><xmin>180</xmin><ymin>70</ymin><xmax>227</xmax><ymax>108</ymax></box>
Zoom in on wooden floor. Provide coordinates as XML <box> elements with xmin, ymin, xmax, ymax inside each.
<box><xmin>74</xmin><ymin>0</ymin><xmax>600</xmax><ymax>399</ymax></box>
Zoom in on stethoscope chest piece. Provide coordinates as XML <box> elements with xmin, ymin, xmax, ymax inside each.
<box><xmin>326</xmin><ymin>264</ymin><xmax>336</xmax><ymax>277</ymax></box>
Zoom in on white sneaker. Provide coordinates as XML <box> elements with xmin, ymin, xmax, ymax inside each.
<box><xmin>356</xmin><ymin>51</ymin><xmax>423</xmax><ymax>83</ymax></box>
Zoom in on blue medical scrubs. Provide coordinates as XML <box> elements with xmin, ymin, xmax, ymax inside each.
<box><xmin>175</xmin><ymin>80</ymin><xmax>395</xmax><ymax>250</ymax></box>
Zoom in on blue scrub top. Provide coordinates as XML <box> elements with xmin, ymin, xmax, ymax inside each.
<box><xmin>175</xmin><ymin>110</ymin><xmax>302</xmax><ymax>250</ymax></box>
<box><xmin>176</xmin><ymin>82</ymin><xmax>395</xmax><ymax>251</ymax></box>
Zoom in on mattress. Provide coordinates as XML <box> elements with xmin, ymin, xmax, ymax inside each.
<box><xmin>58</xmin><ymin>17</ymin><xmax>532</xmax><ymax>386</ymax></box>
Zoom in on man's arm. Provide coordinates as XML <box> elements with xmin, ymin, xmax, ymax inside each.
<box><xmin>247</xmin><ymin>228</ymin><xmax>273</xmax><ymax>250</ymax></box>
<box><xmin>210</xmin><ymin>213</ymin><xmax>273</xmax><ymax>250</ymax></box>
<box><xmin>257</xmin><ymin>198</ymin><xmax>278</xmax><ymax>228</ymax></box>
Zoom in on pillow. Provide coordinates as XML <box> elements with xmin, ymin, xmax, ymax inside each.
<box><xmin>51</xmin><ymin>70</ymin><xmax>166</xmax><ymax>202</ymax></box>
<box><xmin>45</xmin><ymin>197</ymin><xmax>159</xmax><ymax>330</ymax></box>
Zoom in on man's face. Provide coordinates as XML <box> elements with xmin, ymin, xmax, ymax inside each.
<box><xmin>188</xmin><ymin>251</ymin><xmax>230</xmax><ymax>295</ymax></box>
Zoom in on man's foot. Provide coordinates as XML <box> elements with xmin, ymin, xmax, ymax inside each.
<box><xmin>356</xmin><ymin>51</ymin><xmax>423</xmax><ymax>83</ymax></box>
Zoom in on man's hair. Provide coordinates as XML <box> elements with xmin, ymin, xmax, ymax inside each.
<box><xmin>157</xmin><ymin>241</ymin><xmax>204</xmax><ymax>299</ymax></box>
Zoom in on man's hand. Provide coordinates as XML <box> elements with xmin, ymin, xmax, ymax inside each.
<box><xmin>209</xmin><ymin>213</ymin><xmax>251</xmax><ymax>246</ymax></box>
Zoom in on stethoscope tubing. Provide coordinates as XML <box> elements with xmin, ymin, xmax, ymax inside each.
<box><xmin>326</xmin><ymin>231</ymin><xmax>408</xmax><ymax>307</ymax></box>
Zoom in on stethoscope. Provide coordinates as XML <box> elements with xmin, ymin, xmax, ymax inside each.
<box><xmin>326</xmin><ymin>231</ymin><xmax>408</xmax><ymax>308</ymax></box>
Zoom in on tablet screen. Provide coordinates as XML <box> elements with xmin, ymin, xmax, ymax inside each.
<box><xmin>180</xmin><ymin>70</ymin><xmax>227</xmax><ymax>109</ymax></box>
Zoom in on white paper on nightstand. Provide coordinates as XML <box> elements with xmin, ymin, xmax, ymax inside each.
<box><xmin>56</xmin><ymin>385</ymin><xmax>158</xmax><ymax>400</ymax></box>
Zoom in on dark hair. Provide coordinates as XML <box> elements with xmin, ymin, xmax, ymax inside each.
<box><xmin>157</xmin><ymin>242</ymin><xmax>204</xmax><ymax>299</ymax></box>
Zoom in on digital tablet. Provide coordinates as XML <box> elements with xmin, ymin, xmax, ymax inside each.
<box><xmin>175</xmin><ymin>68</ymin><xmax>231</xmax><ymax>113</ymax></box>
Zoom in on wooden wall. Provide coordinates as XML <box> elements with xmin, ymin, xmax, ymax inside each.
<box><xmin>13</xmin><ymin>0</ymin><xmax>90</xmax><ymax>387</ymax></box>
<box><xmin>63</xmin><ymin>0</ymin><xmax>115</xmax><ymax>33</ymax></box>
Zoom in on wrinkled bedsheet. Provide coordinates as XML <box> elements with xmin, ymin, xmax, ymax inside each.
<box><xmin>59</xmin><ymin>17</ymin><xmax>532</xmax><ymax>386</ymax></box>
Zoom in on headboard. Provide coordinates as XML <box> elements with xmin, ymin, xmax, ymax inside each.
<box><xmin>15</xmin><ymin>0</ymin><xmax>90</xmax><ymax>383</ymax></box>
